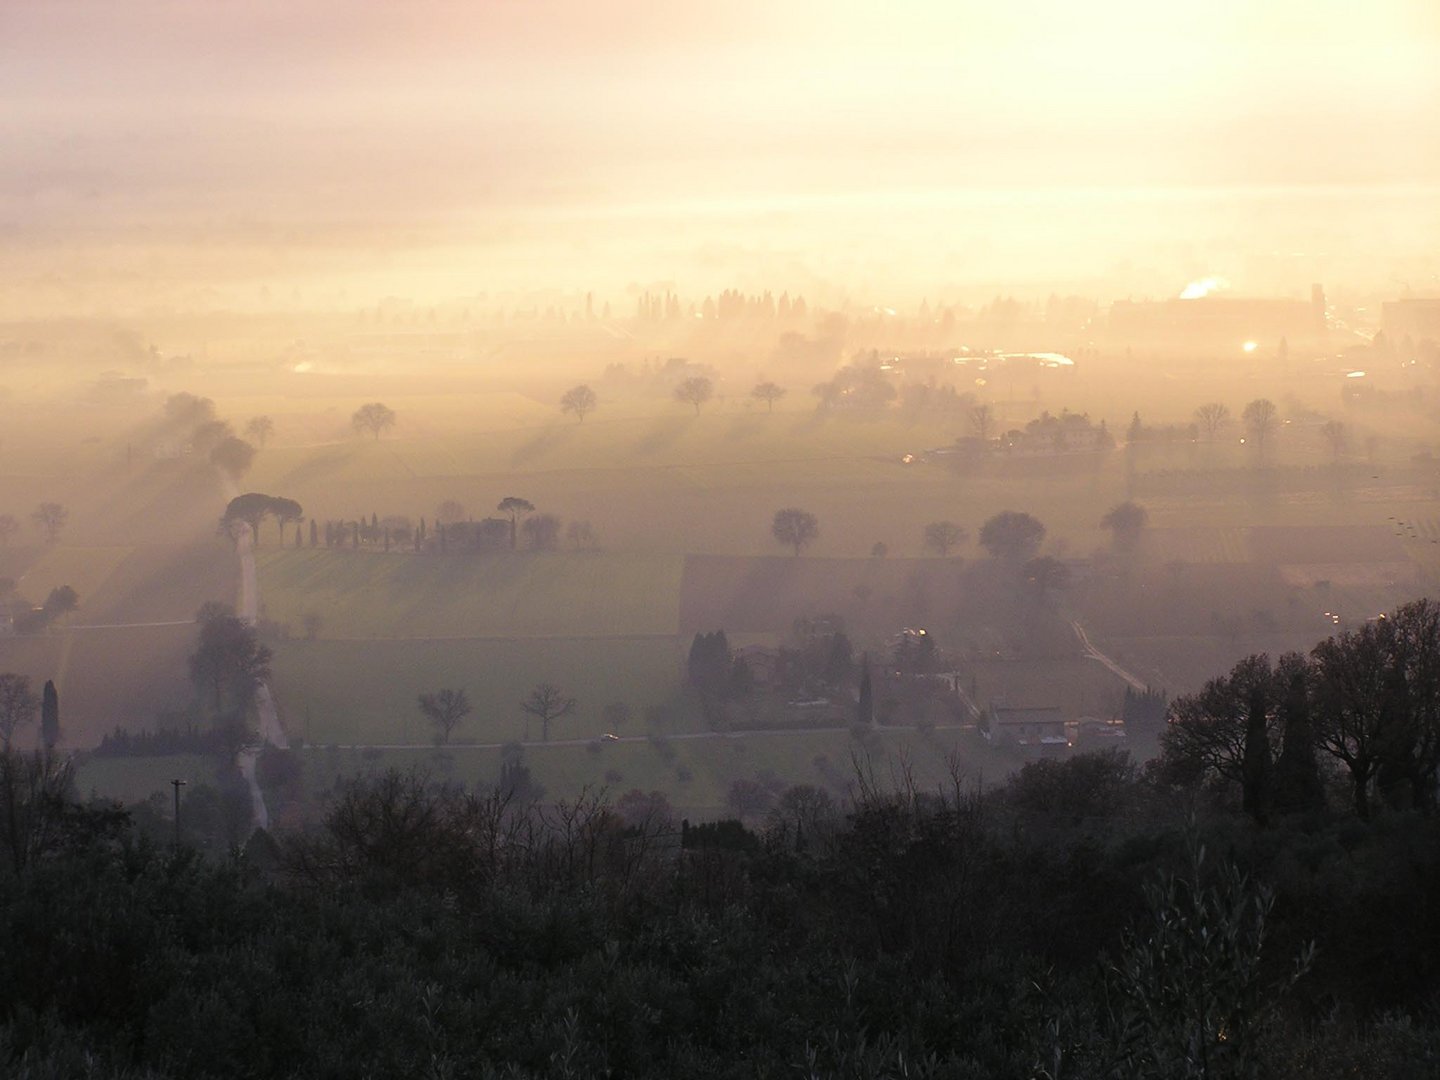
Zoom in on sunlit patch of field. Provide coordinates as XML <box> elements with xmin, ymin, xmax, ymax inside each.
<box><xmin>0</xmin><ymin>622</ymin><xmax>196</xmax><ymax>747</ymax></box>
<box><xmin>241</xmin><ymin>412</ymin><xmax>1129</xmax><ymax>559</ymax></box>
<box><xmin>78</xmin><ymin>541</ymin><xmax>237</xmax><ymax>624</ymax></box>
<box><xmin>267</xmin><ymin>636</ymin><xmax>688</xmax><ymax>746</ymax></box>
<box><xmin>17</xmin><ymin>545</ymin><xmax>135</xmax><ymax>605</ymax></box>
<box><xmin>255</xmin><ymin>549</ymin><xmax>683</xmax><ymax>639</ymax></box>
<box><xmin>1131</xmin><ymin>527</ymin><xmax>1249</xmax><ymax>565</ymax></box>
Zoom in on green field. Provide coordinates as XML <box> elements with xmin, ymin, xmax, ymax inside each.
<box><xmin>255</xmin><ymin>548</ymin><xmax>683</xmax><ymax>638</ymax></box>
<box><xmin>268</xmin><ymin>635</ymin><xmax>688</xmax><ymax>745</ymax></box>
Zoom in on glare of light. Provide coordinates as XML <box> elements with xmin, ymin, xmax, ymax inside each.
<box><xmin>293</xmin><ymin>361</ymin><xmax>313</xmax><ymax>373</ymax></box>
<box><xmin>1180</xmin><ymin>276</ymin><xmax>1229</xmax><ymax>300</ymax></box>
<box><xmin>975</xmin><ymin>377</ymin><xmax>987</xmax><ymax>386</ymax></box>
<box><xmin>1346</xmin><ymin>370</ymin><xmax>1367</xmax><ymax>378</ymax></box>
<box><xmin>1242</xmin><ymin>341</ymin><xmax>1258</xmax><ymax>353</ymax></box>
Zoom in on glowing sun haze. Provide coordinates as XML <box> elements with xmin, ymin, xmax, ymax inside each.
<box><xmin>2</xmin><ymin>0</ymin><xmax>1437</xmax><ymax>312</ymax></box>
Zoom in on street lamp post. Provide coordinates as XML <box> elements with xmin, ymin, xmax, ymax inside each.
<box><xmin>170</xmin><ymin>778</ymin><xmax>187</xmax><ymax>846</ymax></box>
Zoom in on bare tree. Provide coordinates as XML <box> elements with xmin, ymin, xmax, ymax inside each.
<box><xmin>521</xmin><ymin>683</ymin><xmax>576</xmax><ymax>743</ymax></box>
<box><xmin>521</xmin><ymin>513</ymin><xmax>562</xmax><ymax>551</ymax></box>
<box><xmin>1242</xmin><ymin>399</ymin><xmax>1278</xmax><ymax>449</ymax></box>
<box><xmin>566</xmin><ymin>520</ymin><xmax>597</xmax><ymax>550</ymax></box>
<box><xmin>0</xmin><ymin>675</ymin><xmax>38</xmax><ymax>750</ymax></box>
<box><xmin>1194</xmin><ymin>402</ymin><xmax>1230</xmax><ymax>440</ymax></box>
<box><xmin>923</xmin><ymin>521</ymin><xmax>966</xmax><ymax>557</ymax></box>
<box><xmin>674</xmin><ymin>376</ymin><xmax>714</xmax><ymax>415</ymax></box>
<box><xmin>418</xmin><ymin>689</ymin><xmax>471</xmax><ymax>745</ymax></box>
<box><xmin>31</xmin><ymin>503</ymin><xmax>67</xmax><ymax>544</ymax></box>
<box><xmin>351</xmin><ymin>402</ymin><xmax>397</xmax><ymax>441</ymax></box>
<box><xmin>752</xmin><ymin>382</ymin><xmax>786</xmax><ymax>412</ymax></box>
<box><xmin>245</xmin><ymin>416</ymin><xmax>275</xmax><ymax>447</ymax></box>
<box><xmin>560</xmin><ymin>385</ymin><xmax>598</xmax><ymax>422</ymax></box>
<box><xmin>435</xmin><ymin>500</ymin><xmax>466</xmax><ymax>524</ymax></box>
<box><xmin>970</xmin><ymin>403</ymin><xmax>995</xmax><ymax>441</ymax></box>
<box><xmin>771</xmin><ymin>508</ymin><xmax>819</xmax><ymax>556</ymax></box>
<box><xmin>1319</xmin><ymin>420</ymin><xmax>1347</xmax><ymax>462</ymax></box>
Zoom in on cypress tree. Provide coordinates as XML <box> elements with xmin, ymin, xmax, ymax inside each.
<box><xmin>858</xmin><ymin>657</ymin><xmax>874</xmax><ymax>727</ymax></box>
<box><xmin>41</xmin><ymin>680</ymin><xmax>59</xmax><ymax>754</ymax></box>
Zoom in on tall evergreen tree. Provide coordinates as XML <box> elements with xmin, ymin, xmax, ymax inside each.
<box><xmin>858</xmin><ymin>658</ymin><xmax>874</xmax><ymax>727</ymax></box>
<box><xmin>40</xmin><ymin>680</ymin><xmax>59</xmax><ymax>754</ymax></box>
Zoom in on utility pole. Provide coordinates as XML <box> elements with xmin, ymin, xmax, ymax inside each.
<box><xmin>171</xmin><ymin>779</ymin><xmax>187</xmax><ymax>846</ymax></box>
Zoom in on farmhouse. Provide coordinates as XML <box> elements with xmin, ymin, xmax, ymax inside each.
<box><xmin>983</xmin><ymin>705</ymin><xmax>1069</xmax><ymax>749</ymax></box>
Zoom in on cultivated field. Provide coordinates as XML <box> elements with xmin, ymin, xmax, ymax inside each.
<box><xmin>255</xmin><ymin>549</ymin><xmax>683</xmax><ymax>639</ymax></box>
<box><xmin>267</xmin><ymin>635</ymin><xmax>688</xmax><ymax>746</ymax></box>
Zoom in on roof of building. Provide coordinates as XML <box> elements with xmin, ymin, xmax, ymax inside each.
<box><xmin>990</xmin><ymin>706</ymin><xmax>1065</xmax><ymax>726</ymax></box>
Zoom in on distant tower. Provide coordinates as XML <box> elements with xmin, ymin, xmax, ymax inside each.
<box><xmin>1311</xmin><ymin>284</ymin><xmax>1327</xmax><ymax>333</ymax></box>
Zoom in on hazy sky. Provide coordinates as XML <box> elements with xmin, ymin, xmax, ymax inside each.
<box><xmin>3</xmin><ymin>0</ymin><xmax>1438</xmax><ymax>312</ymax></box>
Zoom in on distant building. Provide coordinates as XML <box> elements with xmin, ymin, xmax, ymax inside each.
<box><xmin>1107</xmin><ymin>285</ymin><xmax>1327</xmax><ymax>353</ymax></box>
<box><xmin>1382</xmin><ymin>298</ymin><xmax>1440</xmax><ymax>346</ymax></box>
<box><xmin>733</xmin><ymin>644</ymin><xmax>782</xmax><ymax>687</ymax></box>
<box><xmin>983</xmin><ymin>705</ymin><xmax>1069</xmax><ymax>749</ymax></box>
<box><xmin>1071</xmin><ymin>717</ymin><xmax>1127</xmax><ymax>748</ymax></box>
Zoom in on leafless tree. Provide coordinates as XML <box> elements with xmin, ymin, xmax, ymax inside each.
<box><xmin>752</xmin><ymin>382</ymin><xmax>786</xmax><ymax>412</ymax></box>
<box><xmin>923</xmin><ymin>521</ymin><xmax>966</xmax><ymax>557</ymax></box>
<box><xmin>970</xmin><ymin>403</ymin><xmax>995</xmax><ymax>441</ymax></box>
<box><xmin>560</xmin><ymin>385</ymin><xmax>597</xmax><ymax>422</ymax></box>
<box><xmin>351</xmin><ymin>402</ymin><xmax>397</xmax><ymax>441</ymax></box>
<box><xmin>418</xmin><ymin>689</ymin><xmax>471</xmax><ymax>746</ymax></box>
<box><xmin>772</xmin><ymin>508</ymin><xmax>819</xmax><ymax>556</ymax></box>
<box><xmin>31</xmin><ymin>503</ymin><xmax>67</xmax><ymax>544</ymax></box>
<box><xmin>0</xmin><ymin>675</ymin><xmax>38</xmax><ymax>750</ymax></box>
<box><xmin>1194</xmin><ymin>402</ymin><xmax>1230</xmax><ymax>440</ymax></box>
<box><xmin>674</xmin><ymin>376</ymin><xmax>714</xmax><ymax>415</ymax></box>
<box><xmin>1319</xmin><ymin>420</ymin><xmax>1347</xmax><ymax>462</ymax></box>
<box><xmin>521</xmin><ymin>683</ymin><xmax>576</xmax><ymax>743</ymax></box>
<box><xmin>245</xmin><ymin>415</ymin><xmax>275</xmax><ymax>447</ymax></box>
<box><xmin>1242</xmin><ymin>399</ymin><xmax>1278</xmax><ymax>449</ymax></box>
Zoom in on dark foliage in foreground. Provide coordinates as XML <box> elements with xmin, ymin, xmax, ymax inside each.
<box><xmin>2</xmin><ymin>751</ymin><xmax>1440</xmax><ymax>1077</ymax></box>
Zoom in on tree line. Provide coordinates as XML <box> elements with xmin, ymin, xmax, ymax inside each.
<box><xmin>1160</xmin><ymin>598</ymin><xmax>1440</xmax><ymax>822</ymax></box>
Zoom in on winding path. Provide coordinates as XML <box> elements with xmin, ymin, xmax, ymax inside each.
<box><xmin>234</xmin><ymin>521</ymin><xmax>285</xmax><ymax>831</ymax></box>
<box><xmin>1070</xmin><ymin>620</ymin><xmax>1149</xmax><ymax>691</ymax></box>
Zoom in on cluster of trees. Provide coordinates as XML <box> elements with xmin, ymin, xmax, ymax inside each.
<box><xmin>6</xmin><ymin>741</ymin><xmax>1440</xmax><ymax>1076</ymax></box>
<box><xmin>1161</xmin><ymin>599</ymin><xmax>1440</xmax><ymax>821</ymax></box>
<box><xmin>632</xmin><ymin>286</ymin><xmax>809</xmax><ymax>322</ymax></box>
<box><xmin>315</xmin><ymin>498</ymin><xmax>596</xmax><ymax>555</ymax></box>
<box><xmin>221</xmin><ymin>493</ymin><xmax>304</xmax><ymax>545</ymax></box>
<box><xmin>164</xmin><ymin>392</ymin><xmax>266</xmax><ymax>478</ymax></box>
<box><xmin>1000</xmin><ymin>409</ymin><xmax>1115</xmax><ymax>454</ymax></box>
<box><xmin>1121</xmin><ymin>398</ymin><xmax>1288</xmax><ymax>450</ymax></box>
<box><xmin>0</xmin><ymin>674</ymin><xmax>59</xmax><ymax>752</ymax></box>
<box><xmin>0</xmin><ymin>578</ymin><xmax>79</xmax><ymax>635</ymax></box>
<box><xmin>0</xmin><ymin>503</ymin><xmax>69</xmax><ymax>546</ymax></box>
<box><xmin>812</xmin><ymin>364</ymin><xmax>897</xmax><ymax>412</ymax></box>
<box><xmin>93</xmin><ymin>722</ymin><xmax>226</xmax><ymax>758</ymax></box>
<box><xmin>187</xmin><ymin>602</ymin><xmax>270</xmax><ymax>756</ymax></box>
